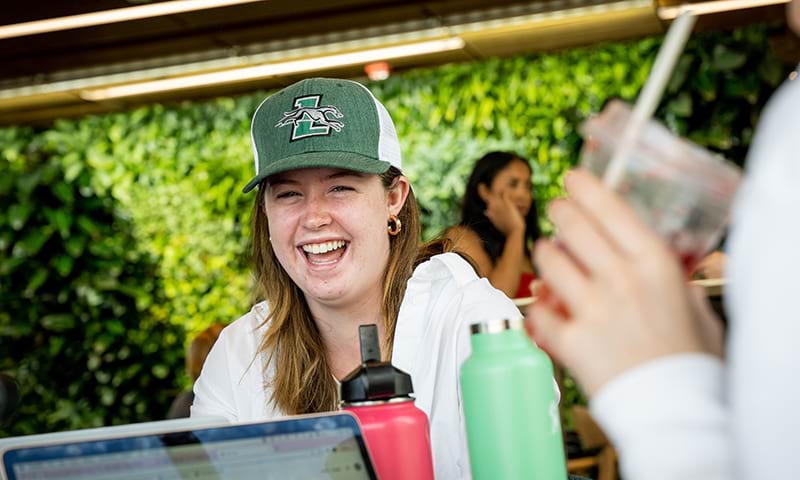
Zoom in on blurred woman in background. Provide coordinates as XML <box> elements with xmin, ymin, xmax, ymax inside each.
<box><xmin>445</xmin><ymin>151</ymin><xmax>541</xmax><ymax>298</ymax></box>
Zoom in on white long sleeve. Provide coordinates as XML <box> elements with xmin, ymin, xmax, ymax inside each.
<box><xmin>725</xmin><ymin>77</ymin><xmax>800</xmax><ymax>478</ymax></box>
<box><xmin>590</xmin><ymin>77</ymin><xmax>800</xmax><ymax>480</ymax></box>
<box><xmin>590</xmin><ymin>354</ymin><xmax>731</xmax><ymax>480</ymax></box>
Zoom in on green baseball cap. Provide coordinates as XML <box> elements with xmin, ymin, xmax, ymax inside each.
<box><xmin>243</xmin><ymin>77</ymin><xmax>402</xmax><ymax>193</ymax></box>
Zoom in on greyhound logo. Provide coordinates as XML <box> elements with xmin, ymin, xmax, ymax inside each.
<box><xmin>275</xmin><ymin>95</ymin><xmax>344</xmax><ymax>140</ymax></box>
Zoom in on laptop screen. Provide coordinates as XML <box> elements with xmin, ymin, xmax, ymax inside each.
<box><xmin>2</xmin><ymin>413</ymin><xmax>376</xmax><ymax>480</ymax></box>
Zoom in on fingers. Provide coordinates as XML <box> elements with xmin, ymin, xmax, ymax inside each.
<box><xmin>564</xmin><ymin>169</ymin><xmax>665</xmax><ymax>258</ymax></box>
<box><xmin>533</xmin><ymin>239</ymin><xmax>590</xmax><ymax>308</ymax></box>
<box><xmin>485</xmin><ymin>189</ymin><xmax>525</xmax><ymax>234</ymax></box>
<box><xmin>528</xmin><ymin>279</ymin><xmax>543</xmax><ymax>297</ymax></box>
<box><xmin>549</xmin><ymin>198</ymin><xmax>620</xmax><ymax>278</ymax></box>
<box><xmin>500</xmin><ymin>190</ymin><xmax>516</xmax><ymax>209</ymax></box>
<box><xmin>526</xmin><ymin>301</ymin><xmax>569</xmax><ymax>363</ymax></box>
<box><xmin>494</xmin><ymin>190</ymin><xmax>517</xmax><ymax>215</ymax></box>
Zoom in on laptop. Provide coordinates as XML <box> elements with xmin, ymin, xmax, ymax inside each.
<box><xmin>0</xmin><ymin>412</ymin><xmax>377</xmax><ymax>480</ymax></box>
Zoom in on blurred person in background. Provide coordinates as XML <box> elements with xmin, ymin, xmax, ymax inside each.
<box><xmin>190</xmin><ymin>78</ymin><xmax>523</xmax><ymax>479</ymax></box>
<box><xmin>445</xmin><ymin>151</ymin><xmax>542</xmax><ymax>298</ymax></box>
<box><xmin>526</xmin><ymin>1</ymin><xmax>800</xmax><ymax>476</ymax></box>
<box><xmin>166</xmin><ymin>322</ymin><xmax>225</xmax><ymax>419</ymax></box>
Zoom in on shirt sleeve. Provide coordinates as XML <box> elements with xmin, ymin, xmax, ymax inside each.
<box><xmin>724</xmin><ymin>78</ymin><xmax>800</xmax><ymax>479</ymax></box>
<box><xmin>590</xmin><ymin>354</ymin><xmax>731</xmax><ymax>480</ymax></box>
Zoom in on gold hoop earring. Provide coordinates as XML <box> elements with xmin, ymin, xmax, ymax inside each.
<box><xmin>387</xmin><ymin>215</ymin><xmax>402</xmax><ymax>236</ymax></box>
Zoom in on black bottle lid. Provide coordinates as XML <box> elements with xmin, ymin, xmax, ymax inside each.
<box><xmin>339</xmin><ymin>324</ymin><xmax>414</xmax><ymax>403</ymax></box>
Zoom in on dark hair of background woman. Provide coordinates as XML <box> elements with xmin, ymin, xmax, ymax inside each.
<box><xmin>459</xmin><ymin>151</ymin><xmax>541</xmax><ymax>263</ymax></box>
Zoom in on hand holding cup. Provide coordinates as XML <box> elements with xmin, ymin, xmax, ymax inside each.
<box><xmin>526</xmin><ymin>170</ymin><xmax>723</xmax><ymax>396</ymax></box>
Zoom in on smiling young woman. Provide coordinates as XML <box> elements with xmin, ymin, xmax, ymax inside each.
<box><xmin>190</xmin><ymin>78</ymin><xmax>524</xmax><ymax>479</ymax></box>
<box><xmin>253</xmin><ymin>166</ymin><xmax>417</xmax><ymax>405</ymax></box>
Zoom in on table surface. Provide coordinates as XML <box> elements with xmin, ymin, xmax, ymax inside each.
<box><xmin>513</xmin><ymin>277</ymin><xmax>725</xmax><ymax>308</ymax></box>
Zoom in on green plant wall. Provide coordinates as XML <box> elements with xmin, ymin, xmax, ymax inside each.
<box><xmin>1</xmin><ymin>135</ymin><xmax>184</xmax><ymax>435</ymax></box>
<box><xmin>0</xmin><ymin>24</ymin><xmax>791</xmax><ymax>436</ymax></box>
<box><xmin>373</xmin><ymin>26</ymin><xmax>788</xmax><ymax>239</ymax></box>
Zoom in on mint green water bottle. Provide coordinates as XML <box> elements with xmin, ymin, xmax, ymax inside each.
<box><xmin>460</xmin><ymin>318</ymin><xmax>567</xmax><ymax>479</ymax></box>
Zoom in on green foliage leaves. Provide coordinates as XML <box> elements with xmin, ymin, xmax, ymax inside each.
<box><xmin>659</xmin><ymin>26</ymin><xmax>789</xmax><ymax>158</ymax></box>
<box><xmin>0</xmin><ymin>142</ymin><xmax>184</xmax><ymax>437</ymax></box>
<box><xmin>370</xmin><ymin>42</ymin><xmax>656</xmax><ymax>238</ymax></box>
<box><xmin>370</xmin><ymin>25</ymin><xmax>786</xmax><ymax>239</ymax></box>
<box><xmin>33</xmin><ymin>98</ymin><xmax>258</xmax><ymax>341</ymax></box>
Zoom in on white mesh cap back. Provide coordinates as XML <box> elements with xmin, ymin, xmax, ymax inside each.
<box><xmin>355</xmin><ymin>82</ymin><xmax>402</xmax><ymax>171</ymax></box>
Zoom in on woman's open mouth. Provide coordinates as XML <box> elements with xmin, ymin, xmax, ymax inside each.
<box><xmin>300</xmin><ymin>240</ymin><xmax>348</xmax><ymax>266</ymax></box>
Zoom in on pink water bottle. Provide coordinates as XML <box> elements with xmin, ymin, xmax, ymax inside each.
<box><xmin>340</xmin><ymin>324</ymin><xmax>435</xmax><ymax>480</ymax></box>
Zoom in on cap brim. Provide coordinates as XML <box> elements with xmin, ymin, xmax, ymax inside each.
<box><xmin>242</xmin><ymin>151</ymin><xmax>393</xmax><ymax>193</ymax></box>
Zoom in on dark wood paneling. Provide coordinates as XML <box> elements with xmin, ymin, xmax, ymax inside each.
<box><xmin>0</xmin><ymin>0</ymin><xmax>531</xmax><ymax>82</ymax></box>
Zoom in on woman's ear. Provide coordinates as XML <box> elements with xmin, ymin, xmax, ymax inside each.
<box><xmin>477</xmin><ymin>182</ymin><xmax>491</xmax><ymax>203</ymax></box>
<box><xmin>387</xmin><ymin>176</ymin><xmax>411</xmax><ymax>216</ymax></box>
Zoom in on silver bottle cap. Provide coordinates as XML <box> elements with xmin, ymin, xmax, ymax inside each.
<box><xmin>470</xmin><ymin>318</ymin><xmax>524</xmax><ymax>335</ymax></box>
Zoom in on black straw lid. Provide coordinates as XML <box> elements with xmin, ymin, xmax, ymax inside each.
<box><xmin>340</xmin><ymin>324</ymin><xmax>414</xmax><ymax>403</ymax></box>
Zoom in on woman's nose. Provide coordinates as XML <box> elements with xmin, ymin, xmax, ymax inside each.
<box><xmin>301</xmin><ymin>196</ymin><xmax>332</xmax><ymax>230</ymax></box>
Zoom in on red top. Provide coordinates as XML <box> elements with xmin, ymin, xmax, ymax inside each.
<box><xmin>515</xmin><ymin>271</ymin><xmax>536</xmax><ymax>298</ymax></box>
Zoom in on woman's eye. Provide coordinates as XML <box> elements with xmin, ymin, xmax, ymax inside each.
<box><xmin>331</xmin><ymin>185</ymin><xmax>354</xmax><ymax>193</ymax></box>
<box><xmin>276</xmin><ymin>191</ymin><xmax>300</xmax><ymax>199</ymax></box>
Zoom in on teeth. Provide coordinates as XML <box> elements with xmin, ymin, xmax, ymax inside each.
<box><xmin>302</xmin><ymin>240</ymin><xmax>345</xmax><ymax>254</ymax></box>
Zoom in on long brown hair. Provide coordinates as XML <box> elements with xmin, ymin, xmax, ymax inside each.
<box><xmin>251</xmin><ymin>167</ymin><xmax>448</xmax><ymax>414</ymax></box>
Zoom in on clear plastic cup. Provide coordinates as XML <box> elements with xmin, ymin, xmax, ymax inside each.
<box><xmin>579</xmin><ymin>100</ymin><xmax>743</xmax><ymax>271</ymax></box>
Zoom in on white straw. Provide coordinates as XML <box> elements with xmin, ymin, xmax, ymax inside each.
<box><xmin>602</xmin><ymin>11</ymin><xmax>697</xmax><ymax>187</ymax></box>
